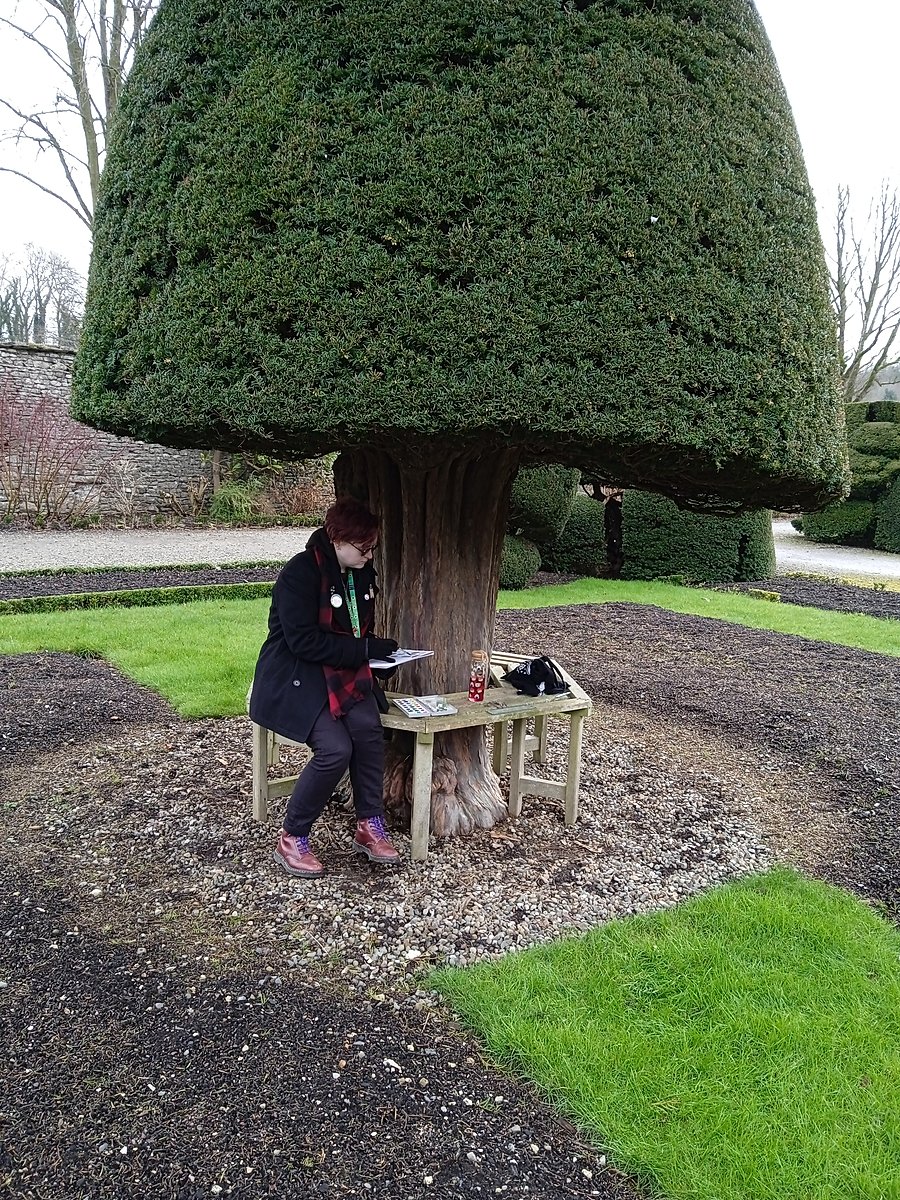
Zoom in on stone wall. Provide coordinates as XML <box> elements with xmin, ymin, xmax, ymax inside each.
<box><xmin>0</xmin><ymin>343</ymin><xmax>211</xmax><ymax>521</ymax></box>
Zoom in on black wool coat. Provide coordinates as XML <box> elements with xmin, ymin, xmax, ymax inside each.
<box><xmin>249</xmin><ymin>527</ymin><xmax>380</xmax><ymax>744</ymax></box>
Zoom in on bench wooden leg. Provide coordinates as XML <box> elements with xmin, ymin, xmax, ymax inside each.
<box><xmin>251</xmin><ymin>721</ymin><xmax>270</xmax><ymax>824</ymax></box>
<box><xmin>508</xmin><ymin>718</ymin><xmax>527</xmax><ymax>818</ymax></box>
<box><xmin>565</xmin><ymin>708</ymin><xmax>586</xmax><ymax>825</ymax></box>
<box><xmin>534</xmin><ymin>714</ymin><xmax>548</xmax><ymax>764</ymax></box>
<box><xmin>491</xmin><ymin>721</ymin><xmax>508</xmax><ymax>775</ymax></box>
<box><xmin>410</xmin><ymin>731</ymin><xmax>435</xmax><ymax>862</ymax></box>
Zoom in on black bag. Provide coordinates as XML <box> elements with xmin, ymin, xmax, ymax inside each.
<box><xmin>502</xmin><ymin>655</ymin><xmax>569</xmax><ymax>697</ymax></box>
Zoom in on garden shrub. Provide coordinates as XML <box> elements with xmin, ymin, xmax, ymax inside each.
<box><xmin>801</xmin><ymin>500</ymin><xmax>877</xmax><ymax>545</ymax></box>
<box><xmin>541</xmin><ymin>495</ymin><xmax>606</xmax><ymax>576</ymax></box>
<box><xmin>499</xmin><ymin>535</ymin><xmax>541</xmax><ymax>590</ymax></box>
<box><xmin>73</xmin><ymin>0</ymin><xmax>847</xmax><ymax>513</ymax></box>
<box><xmin>801</xmin><ymin>400</ymin><xmax>900</xmax><ymax>544</ymax></box>
<box><xmin>864</xmin><ymin>400</ymin><xmax>900</xmax><ymax>424</ymax></box>
<box><xmin>621</xmin><ymin>490</ymin><xmax>775</xmax><ymax>582</ymax></box>
<box><xmin>874</xmin><ymin>479</ymin><xmax>900</xmax><ymax>553</ymax></box>
<box><xmin>508</xmin><ymin>465</ymin><xmax>580</xmax><ymax>544</ymax></box>
<box><xmin>208</xmin><ymin>479</ymin><xmax>264</xmax><ymax>522</ymax></box>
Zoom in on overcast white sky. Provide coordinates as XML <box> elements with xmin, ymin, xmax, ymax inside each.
<box><xmin>0</xmin><ymin>0</ymin><xmax>897</xmax><ymax>281</ymax></box>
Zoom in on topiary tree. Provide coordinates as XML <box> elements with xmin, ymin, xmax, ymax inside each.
<box><xmin>508</xmin><ymin>464</ymin><xmax>580</xmax><ymax>545</ymax></box>
<box><xmin>74</xmin><ymin>0</ymin><xmax>848</xmax><ymax>834</ymax></box>
<box><xmin>874</xmin><ymin>478</ymin><xmax>900</xmax><ymax>553</ymax></box>
<box><xmin>801</xmin><ymin>499</ymin><xmax>877</xmax><ymax>546</ymax></box>
<box><xmin>620</xmin><ymin>490</ymin><xmax>775</xmax><ymax>581</ymax></box>
<box><xmin>499</xmin><ymin>534</ymin><xmax>541</xmax><ymax>590</ymax></box>
<box><xmin>801</xmin><ymin>400</ymin><xmax>900</xmax><ymax>546</ymax></box>
<box><xmin>540</xmin><ymin>494</ymin><xmax>607</xmax><ymax>576</ymax></box>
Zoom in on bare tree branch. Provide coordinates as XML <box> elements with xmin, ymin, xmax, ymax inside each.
<box><xmin>830</xmin><ymin>184</ymin><xmax>900</xmax><ymax>405</ymax></box>
<box><xmin>0</xmin><ymin>0</ymin><xmax>160</xmax><ymax>231</ymax></box>
<box><xmin>0</xmin><ymin>166</ymin><xmax>92</xmax><ymax>226</ymax></box>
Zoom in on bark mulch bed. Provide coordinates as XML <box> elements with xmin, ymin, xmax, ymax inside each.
<box><xmin>722</xmin><ymin>575</ymin><xmax>900</xmax><ymax>621</ymax></box>
<box><xmin>2</xmin><ymin>576</ymin><xmax>899</xmax><ymax>1199</ymax></box>
<box><xmin>0</xmin><ymin>565</ymin><xmax>279</xmax><ymax>601</ymax></box>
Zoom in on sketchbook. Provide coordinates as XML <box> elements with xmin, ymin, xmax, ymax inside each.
<box><xmin>369</xmin><ymin>648</ymin><xmax>434</xmax><ymax>670</ymax></box>
<box><xmin>390</xmin><ymin>695</ymin><xmax>458</xmax><ymax>718</ymax></box>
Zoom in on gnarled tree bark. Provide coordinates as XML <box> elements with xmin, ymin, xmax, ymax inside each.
<box><xmin>336</xmin><ymin>446</ymin><xmax>520</xmax><ymax>836</ymax></box>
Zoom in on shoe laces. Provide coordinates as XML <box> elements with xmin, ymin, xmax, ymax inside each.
<box><xmin>294</xmin><ymin>835</ymin><xmax>311</xmax><ymax>854</ymax></box>
<box><xmin>367</xmin><ymin>816</ymin><xmax>387</xmax><ymax>839</ymax></box>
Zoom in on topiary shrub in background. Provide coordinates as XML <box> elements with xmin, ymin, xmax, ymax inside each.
<box><xmin>499</xmin><ymin>535</ymin><xmax>541</xmax><ymax>590</ymax></box>
<box><xmin>540</xmin><ymin>495</ymin><xmax>606</xmax><ymax>576</ymax></box>
<box><xmin>802</xmin><ymin>401</ymin><xmax>900</xmax><ymax>547</ymax></box>
<box><xmin>801</xmin><ymin>500</ymin><xmax>877</xmax><ymax>546</ymax></box>
<box><xmin>507</xmin><ymin>465</ymin><xmax>580</xmax><ymax>544</ymax></box>
<box><xmin>874</xmin><ymin>478</ymin><xmax>900</xmax><ymax>553</ymax></box>
<box><xmin>621</xmin><ymin>490</ymin><xmax>775</xmax><ymax>582</ymax></box>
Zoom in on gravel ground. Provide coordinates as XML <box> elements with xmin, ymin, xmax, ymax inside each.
<box><xmin>2</xmin><ymin>580</ymin><xmax>899</xmax><ymax>1198</ymax></box>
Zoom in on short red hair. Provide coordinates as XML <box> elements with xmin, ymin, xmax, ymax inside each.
<box><xmin>324</xmin><ymin>498</ymin><xmax>379</xmax><ymax>545</ymax></box>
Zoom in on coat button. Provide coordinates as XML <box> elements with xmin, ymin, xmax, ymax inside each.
<box><xmin>292</xmin><ymin>680</ymin><xmax>300</xmax><ymax>687</ymax></box>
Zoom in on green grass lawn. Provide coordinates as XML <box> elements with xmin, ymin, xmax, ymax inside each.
<box><xmin>432</xmin><ymin>869</ymin><xmax>900</xmax><ymax>1200</ymax></box>
<box><xmin>0</xmin><ymin>597</ymin><xmax>266</xmax><ymax>717</ymax></box>
<box><xmin>1</xmin><ymin>580</ymin><xmax>899</xmax><ymax>716</ymax></box>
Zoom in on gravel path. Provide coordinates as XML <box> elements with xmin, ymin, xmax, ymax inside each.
<box><xmin>772</xmin><ymin>518</ymin><xmax>900</xmax><ymax>581</ymax></box>
<box><xmin>4</xmin><ymin>520</ymin><xmax>900</xmax><ymax>581</ymax></box>
<box><xmin>2</xmin><ymin>580</ymin><xmax>898</xmax><ymax>1197</ymax></box>
<box><xmin>0</xmin><ymin>526</ymin><xmax>313</xmax><ymax>570</ymax></box>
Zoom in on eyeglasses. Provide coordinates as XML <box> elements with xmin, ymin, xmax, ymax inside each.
<box><xmin>349</xmin><ymin>540</ymin><xmax>378</xmax><ymax>557</ymax></box>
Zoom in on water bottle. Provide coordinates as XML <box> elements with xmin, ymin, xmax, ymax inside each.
<box><xmin>468</xmin><ymin>650</ymin><xmax>488</xmax><ymax>702</ymax></box>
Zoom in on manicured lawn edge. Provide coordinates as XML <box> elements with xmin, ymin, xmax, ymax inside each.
<box><xmin>431</xmin><ymin>868</ymin><xmax>900</xmax><ymax>1200</ymax></box>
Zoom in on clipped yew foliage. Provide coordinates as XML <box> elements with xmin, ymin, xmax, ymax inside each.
<box><xmin>801</xmin><ymin>500</ymin><xmax>877</xmax><ymax>547</ymax></box>
<box><xmin>541</xmin><ymin>494</ymin><xmax>607</xmax><ymax>576</ymax></box>
<box><xmin>844</xmin><ymin>402</ymin><xmax>900</xmax><ymax>500</ymax></box>
<box><xmin>621</xmin><ymin>489</ymin><xmax>774</xmax><ymax>582</ymax></box>
<box><xmin>874</xmin><ymin>479</ymin><xmax>900</xmax><ymax>553</ymax></box>
<box><xmin>801</xmin><ymin>400</ymin><xmax>900</xmax><ymax>547</ymax></box>
<box><xmin>499</xmin><ymin>534</ymin><xmax>541</xmax><ymax>589</ymax></box>
<box><xmin>508</xmin><ymin>464</ymin><xmax>580</xmax><ymax>544</ymax></box>
<box><xmin>75</xmin><ymin>0</ymin><xmax>847</xmax><ymax>510</ymax></box>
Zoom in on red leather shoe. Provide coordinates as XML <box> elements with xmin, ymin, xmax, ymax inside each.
<box><xmin>273</xmin><ymin>830</ymin><xmax>324</xmax><ymax>878</ymax></box>
<box><xmin>353</xmin><ymin>816</ymin><xmax>400</xmax><ymax>864</ymax></box>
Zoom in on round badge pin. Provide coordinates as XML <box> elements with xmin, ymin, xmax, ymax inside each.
<box><xmin>330</xmin><ymin>593</ymin><xmax>343</xmax><ymax>608</ymax></box>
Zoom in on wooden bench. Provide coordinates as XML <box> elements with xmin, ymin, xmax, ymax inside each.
<box><xmin>250</xmin><ymin>653</ymin><xmax>592</xmax><ymax>862</ymax></box>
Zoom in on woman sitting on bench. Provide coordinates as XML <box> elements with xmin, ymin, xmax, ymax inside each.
<box><xmin>249</xmin><ymin>498</ymin><xmax>401</xmax><ymax>877</ymax></box>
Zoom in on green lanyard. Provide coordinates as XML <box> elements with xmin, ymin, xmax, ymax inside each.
<box><xmin>344</xmin><ymin>570</ymin><xmax>361</xmax><ymax>638</ymax></box>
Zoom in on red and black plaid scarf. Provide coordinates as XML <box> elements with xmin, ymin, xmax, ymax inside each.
<box><xmin>314</xmin><ymin>545</ymin><xmax>373</xmax><ymax>719</ymax></box>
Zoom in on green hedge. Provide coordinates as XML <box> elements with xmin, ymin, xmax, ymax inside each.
<box><xmin>0</xmin><ymin>582</ymin><xmax>273</xmax><ymax>617</ymax></box>
<box><xmin>797</xmin><ymin>500</ymin><xmax>876</xmax><ymax>546</ymax></box>
<box><xmin>74</xmin><ymin>0</ymin><xmax>846</xmax><ymax>512</ymax></box>
<box><xmin>540</xmin><ymin>495</ymin><xmax>606</xmax><ymax>576</ymax></box>
<box><xmin>0</xmin><ymin>560</ymin><xmax>283</xmax><ymax>579</ymax></box>
<box><xmin>621</xmin><ymin>490</ymin><xmax>774</xmax><ymax>582</ymax></box>
<box><xmin>801</xmin><ymin>400</ymin><xmax>900</xmax><ymax>545</ymax></box>
<box><xmin>874</xmin><ymin>479</ymin><xmax>900</xmax><ymax>553</ymax></box>
<box><xmin>508</xmin><ymin>465</ymin><xmax>580</xmax><ymax>544</ymax></box>
<box><xmin>499</xmin><ymin>535</ymin><xmax>541</xmax><ymax>590</ymax></box>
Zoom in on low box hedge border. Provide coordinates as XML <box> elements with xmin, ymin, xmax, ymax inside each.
<box><xmin>0</xmin><ymin>560</ymin><xmax>284</xmax><ymax>580</ymax></box>
<box><xmin>0</xmin><ymin>581</ymin><xmax>274</xmax><ymax>616</ymax></box>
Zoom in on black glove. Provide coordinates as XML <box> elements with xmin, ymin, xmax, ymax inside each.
<box><xmin>366</xmin><ymin>636</ymin><xmax>399</xmax><ymax>660</ymax></box>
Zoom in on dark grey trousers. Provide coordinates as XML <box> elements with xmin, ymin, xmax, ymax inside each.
<box><xmin>283</xmin><ymin>693</ymin><xmax>385</xmax><ymax>836</ymax></box>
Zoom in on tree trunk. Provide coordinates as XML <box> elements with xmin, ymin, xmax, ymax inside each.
<box><xmin>337</xmin><ymin>446</ymin><xmax>520</xmax><ymax>836</ymax></box>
